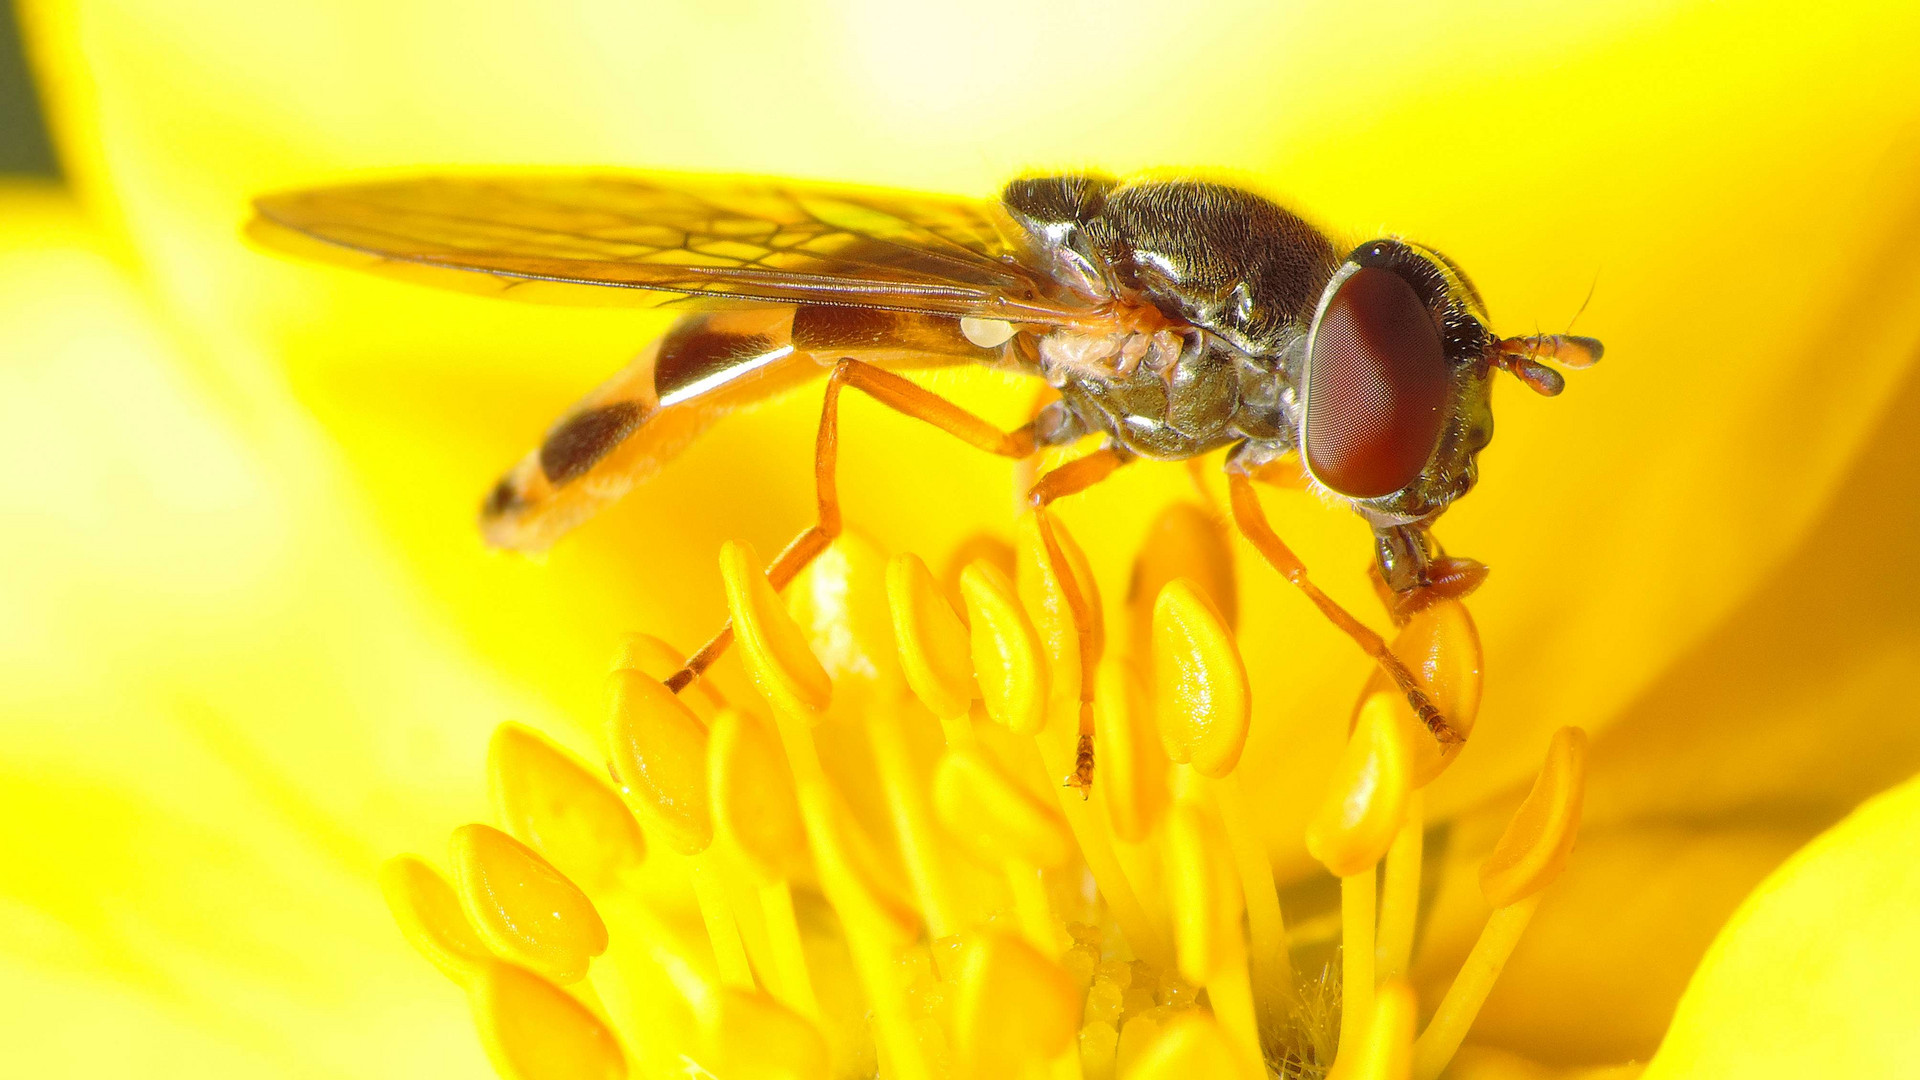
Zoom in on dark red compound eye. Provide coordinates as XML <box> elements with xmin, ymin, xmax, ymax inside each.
<box><xmin>1304</xmin><ymin>266</ymin><xmax>1450</xmax><ymax>498</ymax></box>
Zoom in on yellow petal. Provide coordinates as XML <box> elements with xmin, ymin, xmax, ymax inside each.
<box><xmin>952</xmin><ymin>931</ymin><xmax>1081</xmax><ymax>1077</ymax></box>
<box><xmin>957</xmin><ymin>560</ymin><xmax>1049</xmax><ymax>735</ymax></box>
<box><xmin>1150</xmin><ymin>580</ymin><xmax>1251</xmax><ymax>778</ymax></box>
<box><xmin>448</xmin><ymin>823</ymin><xmax>608</xmax><ymax>984</ymax></box>
<box><xmin>1480</xmin><ymin>727</ymin><xmax>1588</xmax><ymax>909</ymax></box>
<box><xmin>708</xmin><ymin>709</ymin><xmax>810</xmax><ymax>883</ymax></box>
<box><xmin>604</xmin><ymin>669</ymin><xmax>713</xmax><ymax>856</ymax></box>
<box><xmin>932</xmin><ymin>746</ymin><xmax>1075</xmax><ymax>870</ymax></box>
<box><xmin>1094</xmin><ymin>656</ymin><xmax>1169</xmax><ymax>843</ymax></box>
<box><xmin>379</xmin><ymin>855</ymin><xmax>494</xmax><ymax>983</ymax></box>
<box><xmin>1642</xmin><ymin>771</ymin><xmax>1920</xmax><ymax>1079</ymax></box>
<box><xmin>468</xmin><ymin>960</ymin><xmax>626</xmax><ymax>1080</ymax></box>
<box><xmin>488</xmin><ymin>722</ymin><xmax>646</xmax><ymax>896</ymax></box>
<box><xmin>708</xmin><ymin>989</ymin><xmax>831</xmax><ymax>1080</ymax></box>
<box><xmin>1123</xmin><ymin>1012</ymin><xmax>1258</xmax><ymax>1080</ymax></box>
<box><xmin>1307</xmin><ymin>696</ymin><xmax>1414</xmax><ymax>878</ymax></box>
<box><xmin>886</xmin><ymin>552</ymin><xmax>975</xmax><ymax>719</ymax></box>
<box><xmin>1414</xmin><ymin>819</ymin><xmax>1809</xmax><ymax>1064</ymax></box>
<box><xmin>1163</xmin><ymin>798</ymin><xmax>1243</xmax><ymax>986</ymax></box>
<box><xmin>722</xmin><ymin>540</ymin><xmax>833</xmax><ymax>720</ymax></box>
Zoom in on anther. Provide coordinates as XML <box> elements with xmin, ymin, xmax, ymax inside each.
<box><xmin>719</xmin><ymin>539</ymin><xmax>834</xmax><ymax>720</ymax></box>
<box><xmin>605</xmin><ymin>669</ymin><xmax>713</xmax><ymax>856</ymax></box>
<box><xmin>1480</xmin><ymin>725</ymin><xmax>1589</xmax><ymax>908</ymax></box>
<box><xmin>1127</xmin><ymin>501</ymin><xmax>1237</xmax><ymax>662</ymax></box>
<box><xmin>1307</xmin><ymin>695</ymin><xmax>1415</xmax><ymax>878</ymax></box>
<box><xmin>887</xmin><ymin>552</ymin><xmax>977</xmax><ymax>722</ymax></box>
<box><xmin>379</xmin><ymin>855</ymin><xmax>495</xmax><ymax>983</ymax></box>
<box><xmin>448</xmin><ymin>823</ymin><xmax>609</xmax><ymax>984</ymax></box>
<box><xmin>488</xmin><ymin>722</ymin><xmax>647</xmax><ymax>896</ymax></box>
<box><xmin>706</xmin><ymin>709</ymin><xmax>809</xmax><ymax>884</ymax></box>
<box><xmin>1411</xmin><ymin>727</ymin><xmax>1589</xmax><ymax>1080</ymax></box>
<box><xmin>933</xmin><ymin>746</ymin><xmax>1075</xmax><ymax>871</ymax></box>
<box><xmin>707</xmin><ymin>989</ymin><xmax>831</xmax><ymax>1080</ymax></box>
<box><xmin>953</xmin><ymin>931</ymin><xmax>1082</xmax><ymax>1079</ymax></box>
<box><xmin>1125</xmin><ymin>1007</ymin><xmax>1261</xmax><ymax>1080</ymax></box>
<box><xmin>468</xmin><ymin>960</ymin><xmax>627</xmax><ymax>1080</ymax></box>
<box><xmin>1092</xmin><ymin>657</ymin><xmax>1168</xmax><ymax>843</ymax></box>
<box><xmin>785</xmin><ymin>531</ymin><xmax>901</xmax><ymax>710</ymax></box>
<box><xmin>956</xmin><ymin>560</ymin><xmax>1048</xmax><ymax>736</ymax></box>
<box><xmin>1352</xmin><ymin>599</ymin><xmax>1483</xmax><ymax>786</ymax></box>
<box><xmin>1150</xmin><ymin>580</ymin><xmax>1251</xmax><ymax>778</ymax></box>
<box><xmin>611</xmin><ymin>632</ymin><xmax>728</xmax><ymax>721</ymax></box>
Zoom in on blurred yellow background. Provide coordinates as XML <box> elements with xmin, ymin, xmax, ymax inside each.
<box><xmin>4</xmin><ymin>0</ymin><xmax>1920</xmax><ymax>1076</ymax></box>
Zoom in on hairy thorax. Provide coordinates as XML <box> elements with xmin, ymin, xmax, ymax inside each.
<box><xmin>1033</xmin><ymin>320</ymin><xmax>1292</xmax><ymax>461</ymax></box>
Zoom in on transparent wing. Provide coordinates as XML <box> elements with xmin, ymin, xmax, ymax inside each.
<box><xmin>249</xmin><ymin>172</ymin><xmax>1092</xmax><ymax>323</ymax></box>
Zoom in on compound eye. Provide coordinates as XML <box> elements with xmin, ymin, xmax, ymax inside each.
<box><xmin>1304</xmin><ymin>266</ymin><xmax>1450</xmax><ymax>498</ymax></box>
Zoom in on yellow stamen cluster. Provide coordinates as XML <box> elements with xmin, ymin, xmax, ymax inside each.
<box><xmin>381</xmin><ymin>504</ymin><xmax>1589</xmax><ymax>1080</ymax></box>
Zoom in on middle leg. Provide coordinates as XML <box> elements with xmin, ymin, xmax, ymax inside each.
<box><xmin>1025</xmin><ymin>446</ymin><xmax>1132</xmax><ymax>791</ymax></box>
<box><xmin>668</xmin><ymin>359</ymin><xmax>1041</xmax><ymax>693</ymax></box>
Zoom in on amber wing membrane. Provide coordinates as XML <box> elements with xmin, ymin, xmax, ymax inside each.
<box><xmin>249</xmin><ymin>173</ymin><xmax>1089</xmax><ymax>322</ymax></box>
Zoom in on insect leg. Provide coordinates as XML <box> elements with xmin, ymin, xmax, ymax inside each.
<box><xmin>1224</xmin><ymin>471</ymin><xmax>1464</xmax><ymax>746</ymax></box>
<box><xmin>667</xmin><ymin>360</ymin><xmax>1041</xmax><ymax>693</ymax></box>
<box><xmin>1025</xmin><ymin>446</ymin><xmax>1132</xmax><ymax>792</ymax></box>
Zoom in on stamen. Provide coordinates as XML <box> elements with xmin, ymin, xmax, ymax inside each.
<box><xmin>719</xmin><ymin>539</ymin><xmax>834</xmax><ymax>720</ymax></box>
<box><xmin>1149</xmin><ymin>579</ymin><xmax>1292</xmax><ymax>1003</ymax></box>
<box><xmin>468</xmin><ymin>960</ymin><xmax>627</xmax><ymax>1080</ymax></box>
<box><xmin>1308</xmin><ymin>698</ymin><xmax>1414</xmax><ymax>1066</ymax></box>
<box><xmin>448</xmin><ymin>823</ymin><xmax>609</xmax><ymax>984</ymax></box>
<box><xmin>1411</xmin><ymin>726</ymin><xmax>1589</xmax><ymax>1080</ymax></box>
<box><xmin>1479</xmin><ymin>726</ymin><xmax>1589</xmax><ymax>907</ymax></box>
<box><xmin>1351</xmin><ymin>599</ymin><xmax>1483</xmax><ymax>785</ymax></box>
<box><xmin>604</xmin><ymin>669</ymin><xmax>753</xmax><ymax>990</ymax></box>
<box><xmin>611</xmin><ymin>632</ymin><xmax>729</xmax><ymax>721</ymax></box>
<box><xmin>1375</xmin><ymin>790</ymin><xmax>1424</xmax><ymax>982</ymax></box>
<box><xmin>933</xmin><ymin>746</ymin><xmax>1073</xmax><ymax>950</ymax></box>
<box><xmin>954</xmin><ymin>932</ymin><xmax>1083</xmax><ymax>1079</ymax></box>
<box><xmin>1090</xmin><ymin>656</ymin><xmax>1167</xmax><ymax>844</ymax></box>
<box><xmin>1149</xmin><ymin>580</ymin><xmax>1250</xmax><ymax>777</ymax></box>
<box><xmin>721</xmin><ymin>537</ymin><xmax>934</xmax><ymax>1079</ymax></box>
<box><xmin>964</xmin><ymin>556</ymin><xmax>1171</xmax><ymax>968</ymax></box>
<box><xmin>887</xmin><ymin>552</ymin><xmax>979</xmax><ymax>741</ymax></box>
<box><xmin>1164</xmin><ymin>799</ymin><xmax>1261</xmax><ymax>1073</ymax></box>
<box><xmin>1126</xmin><ymin>501</ymin><xmax>1237</xmax><ymax>665</ymax></box>
<box><xmin>604</xmin><ymin>671</ymin><xmax>713</xmax><ymax>857</ymax></box>
<box><xmin>706</xmin><ymin>709</ymin><xmax>819</xmax><ymax>1020</ymax></box>
<box><xmin>380</xmin><ymin>855</ymin><xmax>495</xmax><ymax>983</ymax></box>
<box><xmin>487</xmin><ymin>722</ymin><xmax>647</xmax><ymax>897</ymax></box>
<box><xmin>1125</xmin><ymin>1013</ymin><xmax>1259</xmax><ymax>1080</ymax></box>
<box><xmin>1328</xmin><ymin>979</ymin><xmax>1415</xmax><ymax>1080</ymax></box>
<box><xmin>957</xmin><ymin>560</ymin><xmax>1049</xmax><ymax>736</ymax></box>
<box><xmin>1308</xmin><ymin>695</ymin><xmax>1416</xmax><ymax>880</ymax></box>
<box><xmin>707</xmin><ymin>989</ymin><xmax>831</xmax><ymax>1080</ymax></box>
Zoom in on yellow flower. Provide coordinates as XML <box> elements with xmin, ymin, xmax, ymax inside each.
<box><xmin>6</xmin><ymin>0</ymin><xmax>1920</xmax><ymax>1076</ymax></box>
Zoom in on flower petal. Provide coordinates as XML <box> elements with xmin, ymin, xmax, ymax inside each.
<box><xmin>1642</xmin><ymin>770</ymin><xmax>1920</xmax><ymax>1078</ymax></box>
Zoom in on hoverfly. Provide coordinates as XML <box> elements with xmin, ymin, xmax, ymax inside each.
<box><xmin>249</xmin><ymin>172</ymin><xmax>1599</xmax><ymax>788</ymax></box>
